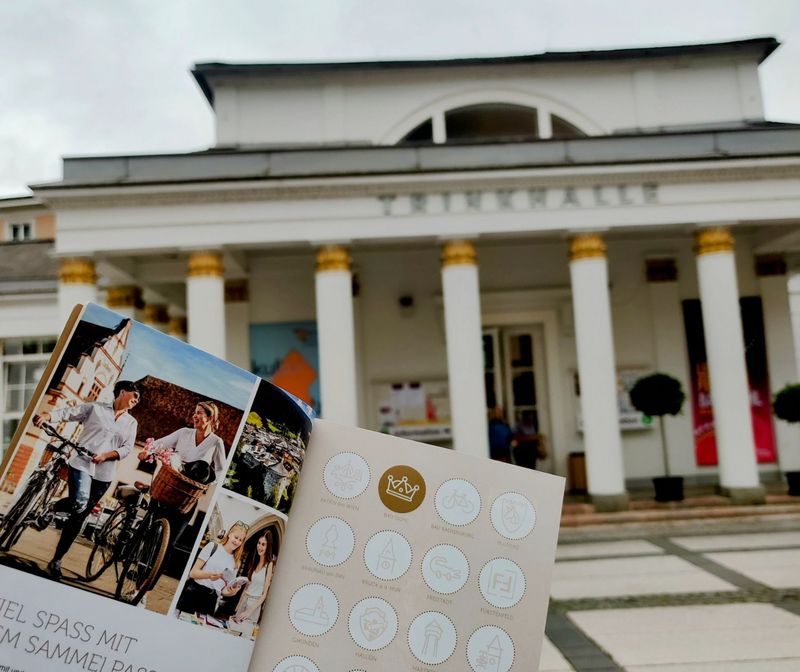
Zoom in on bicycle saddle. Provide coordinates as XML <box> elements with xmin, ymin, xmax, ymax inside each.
<box><xmin>133</xmin><ymin>481</ymin><xmax>151</xmax><ymax>492</ymax></box>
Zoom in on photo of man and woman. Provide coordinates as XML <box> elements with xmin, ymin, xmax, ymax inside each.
<box><xmin>225</xmin><ymin>379</ymin><xmax>311</xmax><ymax>514</ymax></box>
<box><xmin>174</xmin><ymin>491</ymin><xmax>283</xmax><ymax>639</ymax></box>
<box><xmin>0</xmin><ymin>303</ymin><xmax>257</xmax><ymax>615</ymax></box>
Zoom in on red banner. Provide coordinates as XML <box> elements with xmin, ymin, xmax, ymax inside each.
<box><xmin>682</xmin><ymin>297</ymin><xmax>776</xmax><ymax>465</ymax></box>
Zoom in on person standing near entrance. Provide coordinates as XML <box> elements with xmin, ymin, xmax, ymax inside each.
<box><xmin>513</xmin><ymin>409</ymin><xmax>545</xmax><ymax>470</ymax></box>
<box><xmin>34</xmin><ymin>380</ymin><xmax>140</xmax><ymax>580</ymax></box>
<box><xmin>488</xmin><ymin>406</ymin><xmax>515</xmax><ymax>463</ymax></box>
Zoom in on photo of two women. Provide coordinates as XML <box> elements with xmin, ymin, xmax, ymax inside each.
<box><xmin>174</xmin><ymin>491</ymin><xmax>284</xmax><ymax>640</ymax></box>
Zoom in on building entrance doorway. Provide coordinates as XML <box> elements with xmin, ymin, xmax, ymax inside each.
<box><xmin>483</xmin><ymin>326</ymin><xmax>550</xmax><ymax>446</ymax></box>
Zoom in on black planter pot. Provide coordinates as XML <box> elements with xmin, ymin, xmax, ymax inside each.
<box><xmin>653</xmin><ymin>475</ymin><xmax>684</xmax><ymax>502</ymax></box>
<box><xmin>786</xmin><ymin>471</ymin><xmax>800</xmax><ymax>497</ymax></box>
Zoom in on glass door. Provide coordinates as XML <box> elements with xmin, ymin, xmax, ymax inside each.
<box><xmin>483</xmin><ymin>326</ymin><xmax>550</xmax><ymax>467</ymax></box>
<box><xmin>502</xmin><ymin>327</ymin><xmax>549</xmax><ymax>439</ymax></box>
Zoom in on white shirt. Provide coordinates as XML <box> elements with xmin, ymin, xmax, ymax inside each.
<box><xmin>246</xmin><ymin>563</ymin><xmax>271</xmax><ymax>598</ymax></box>
<box><xmin>49</xmin><ymin>403</ymin><xmax>137</xmax><ymax>482</ymax></box>
<box><xmin>154</xmin><ymin>427</ymin><xmax>226</xmax><ymax>482</ymax></box>
<box><xmin>195</xmin><ymin>542</ymin><xmax>236</xmax><ymax>594</ymax></box>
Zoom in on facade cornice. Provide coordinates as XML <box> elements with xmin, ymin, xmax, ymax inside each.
<box><xmin>34</xmin><ymin>157</ymin><xmax>800</xmax><ymax>210</ymax></box>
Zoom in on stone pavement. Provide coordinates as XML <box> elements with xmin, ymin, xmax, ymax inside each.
<box><xmin>540</xmin><ymin>495</ymin><xmax>800</xmax><ymax>671</ymax></box>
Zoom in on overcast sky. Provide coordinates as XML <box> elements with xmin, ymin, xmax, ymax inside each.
<box><xmin>1</xmin><ymin>0</ymin><xmax>798</xmax><ymax>198</ymax></box>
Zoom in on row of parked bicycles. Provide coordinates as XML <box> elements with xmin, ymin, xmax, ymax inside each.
<box><xmin>0</xmin><ymin>423</ymin><xmax>171</xmax><ymax>605</ymax></box>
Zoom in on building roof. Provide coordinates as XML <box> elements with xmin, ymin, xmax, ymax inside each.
<box><xmin>192</xmin><ymin>37</ymin><xmax>779</xmax><ymax>106</ymax></box>
<box><xmin>32</xmin><ymin>126</ymin><xmax>800</xmax><ymax>192</ymax></box>
<box><xmin>0</xmin><ymin>194</ymin><xmax>45</xmax><ymax>213</ymax></box>
<box><xmin>0</xmin><ymin>240</ymin><xmax>57</xmax><ymax>295</ymax></box>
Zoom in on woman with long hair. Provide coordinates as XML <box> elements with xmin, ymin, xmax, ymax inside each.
<box><xmin>233</xmin><ymin>530</ymin><xmax>275</xmax><ymax>627</ymax></box>
<box><xmin>176</xmin><ymin>521</ymin><xmax>248</xmax><ymax>617</ymax></box>
<box><xmin>145</xmin><ymin>401</ymin><xmax>226</xmax><ymax>483</ymax></box>
<box><xmin>137</xmin><ymin>401</ymin><xmax>227</xmax><ymax>606</ymax></box>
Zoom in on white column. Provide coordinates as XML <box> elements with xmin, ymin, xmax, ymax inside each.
<box><xmin>441</xmin><ymin>240</ymin><xmax>489</xmax><ymax>459</ymax></box>
<box><xmin>315</xmin><ymin>246</ymin><xmax>358</xmax><ymax>425</ymax></box>
<box><xmin>105</xmin><ymin>286</ymin><xmax>141</xmax><ymax>320</ymax></box>
<box><xmin>645</xmin><ymin>259</ymin><xmax>694</xmax><ymax>475</ymax></box>
<box><xmin>756</xmin><ymin>255</ymin><xmax>800</xmax><ymax>472</ymax></box>
<box><xmin>225</xmin><ymin>279</ymin><xmax>251</xmax><ymax>371</ymax></box>
<box><xmin>695</xmin><ymin>228</ymin><xmax>764</xmax><ymax>502</ymax></box>
<box><xmin>569</xmin><ymin>234</ymin><xmax>628</xmax><ymax>511</ymax></box>
<box><xmin>58</xmin><ymin>258</ymin><xmax>97</xmax><ymax>326</ymax></box>
<box><xmin>186</xmin><ymin>251</ymin><xmax>226</xmax><ymax>358</ymax></box>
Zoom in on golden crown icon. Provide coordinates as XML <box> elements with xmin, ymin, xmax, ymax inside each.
<box><xmin>385</xmin><ymin>474</ymin><xmax>421</xmax><ymax>503</ymax></box>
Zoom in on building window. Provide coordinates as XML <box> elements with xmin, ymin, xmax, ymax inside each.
<box><xmin>7</xmin><ymin>222</ymin><xmax>34</xmax><ymax>242</ymax></box>
<box><xmin>445</xmin><ymin>104</ymin><xmax>539</xmax><ymax>143</ymax></box>
<box><xmin>1</xmin><ymin>338</ymin><xmax>56</xmax><ymax>452</ymax></box>
<box><xmin>399</xmin><ymin>118</ymin><xmax>434</xmax><ymax>144</ymax></box>
<box><xmin>396</xmin><ymin>104</ymin><xmax>589</xmax><ymax>146</ymax></box>
<box><xmin>550</xmin><ymin>114</ymin><xmax>587</xmax><ymax>139</ymax></box>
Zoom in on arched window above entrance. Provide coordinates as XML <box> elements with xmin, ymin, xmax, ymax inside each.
<box><xmin>396</xmin><ymin>103</ymin><xmax>588</xmax><ymax>145</ymax></box>
<box><xmin>550</xmin><ymin>114</ymin><xmax>587</xmax><ymax>140</ymax></box>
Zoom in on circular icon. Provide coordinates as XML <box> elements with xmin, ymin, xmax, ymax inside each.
<box><xmin>467</xmin><ymin>626</ymin><xmax>515</xmax><ymax>672</ymax></box>
<box><xmin>272</xmin><ymin>656</ymin><xmax>320</xmax><ymax>672</ymax></box>
<box><xmin>407</xmin><ymin>611</ymin><xmax>457</xmax><ymax>665</ymax></box>
<box><xmin>435</xmin><ymin>479</ymin><xmax>480</xmax><ymax>526</ymax></box>
<box><xmin>421</xmin><ymin>544</ymin><xmax>469</xmax><ymax>594</ymax></box>
<box><xmin>306</xmin><ymin>517</ymin><xmax>355</xmax><ymax>567</ymax></box>
<box><xmin>378</xmin><ymin>465</ymin><xmax>426</xmax><ymax>513</ymax></box>
<box><xmin>364</xmin><ymin>530</ymin><xmax>413</xmax><ymax>580</ymax></box>
<box><xmin>479</xmin><ymin>558</ymin><xmax>525</xmax><ymax>609</ymax></box>
<box><xmin>348</xmin><ymin>597</ymin><xmax>398</xmax><ymax>650</ymax></box>
<box><xmin>490</xmin><ymin>492</ymin><xmax>536</xmax><ymax>540</ymax></box>
<box><xmin>289</xmin><ymin>584</ymin><xmax>339</xmax><ymax>637</ymax></box>
<box><xmin>324</xmin><ymin>452</ymin><xmax>370</xmax><ymax>499</ymax></box>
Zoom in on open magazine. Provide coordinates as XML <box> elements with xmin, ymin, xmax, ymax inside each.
<box><xmin>0</xmin><ymin>304</ymin><xmax>564</xmax><ymax>672</ymax></box>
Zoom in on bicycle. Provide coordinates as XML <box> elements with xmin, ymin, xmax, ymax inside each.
<box><xmin>84</xmin><ymin>481</ymin><xmax>169</xmax><ymax>604</ymax></box>
<box><xmin>0</xmin><ymin>423</ymin><xmax>93</xmax><ymax>552</ymax></box>
<box><xmin>84</xmin><ymin>480</ymin><xmax>145</xmax><ymax>580</ymax></box>
<box><xmin>112</xmin><ymin>490</ymin><xmax>171</xmax><ymax>605</ymax></box>
<box><xmin>92</xmin><ymin>458</ymin><xmax>212</xmax><ymax>608</ymax></box>
<box><xmin>84</xmin><ymin>478</ymin><xmax>170</xmax><ymax>606</ymax></box>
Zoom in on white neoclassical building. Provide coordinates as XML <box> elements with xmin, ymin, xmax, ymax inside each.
<box><xmin>2</xmin><ymin>37</ymin><xmax>800</xmax><ymax>510</ymax></box>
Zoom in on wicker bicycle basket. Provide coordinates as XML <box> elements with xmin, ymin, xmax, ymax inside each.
<box><xmin>150</xmin><ymin>465</ymin><xmax>209</xmax><ymax>513</ymax></box>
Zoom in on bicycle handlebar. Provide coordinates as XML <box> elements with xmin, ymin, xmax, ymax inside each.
<box><xmin>39</xmin><ymin>423</ymin><xmax>93</xmax><ymax>459</ymax></box>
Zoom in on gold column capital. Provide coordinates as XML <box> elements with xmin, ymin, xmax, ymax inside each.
<box><xmin>569</xmin><ymin>234</ymin><xmax>606</xmax><ymax>261</ymax></box>
<box><xmin>316</xmin><ymin>245</ymin><xmax>351</xmax><ymax>272</ymax></box>
<box><xmin>225</xmin><ymin>279</ymin><xmax>250</xmax><ymax>303</ymax></box>
<box><xmin>143</xmin><ymin>303</ymin><xmax>169</xmax><ymax>325</ymax></box>
<box><xmin>59</xmin><ymin>258</ymin><xmax>97</xmax><ymax>285</ymax></box>
<box><xmin>695</xmin><ymin>227</ymin><xmax>734</xmax><ymax>256</ymax></box>
<box><xmin>168</xmin><ymin>316</ymin><xmax>187</xmax><ymax>338</ymax></box>
<box><xmin>441</xmin><ymin>240</ymin><xmax>477</xmax><ymax>267</ymax></box>
<box><xmin>188</xmin><ymin>251</ymin><xmax>224</xmax><ymax>278</ymax></box>
<box><xmin>106</xmin><ymin>285</ymin><xmax>141</xmax><ymax>309</ymax></box>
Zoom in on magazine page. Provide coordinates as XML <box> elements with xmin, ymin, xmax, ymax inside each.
<box><xmin>251</xmin><ymin>419</ymin><xmax>565</xmax><ymax>672</ymax></box>
<box><xmin>0</xmin><ymin>304</ymin><xmax>311</xmax><ymax>672</ymax></box>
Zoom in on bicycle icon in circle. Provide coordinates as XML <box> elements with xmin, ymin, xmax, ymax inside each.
<box><xmin>442</xmin><ymin>489</ymin><xmax>475</xmax><ymax>515</ymax></box>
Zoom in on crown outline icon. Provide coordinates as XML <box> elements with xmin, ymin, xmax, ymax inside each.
<box><xmin>386</xmin><ymin>474</ymin><xmax>421</xmax><ymax>503</ymax></box>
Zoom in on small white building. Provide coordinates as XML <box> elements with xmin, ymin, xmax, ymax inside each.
<box><xmin>3</xmin><ymin>37</ymin><xmax>800</xmax><ymax>509</ymax></box>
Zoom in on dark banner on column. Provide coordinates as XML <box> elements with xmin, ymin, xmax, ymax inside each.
<box><xmin>682</xmin><ymin>297</ymin><xmax>776</xmax><ymax>465</ymax></box>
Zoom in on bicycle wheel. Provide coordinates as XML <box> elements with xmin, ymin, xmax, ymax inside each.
<box><xmin>0</xmin><ymin>472</ymin><xmax>47</xmax><ymax>551</ymax></box>
<box><xmin>115</xmin><ymin>517</ymin><xmax>170</xmax><ymax>605</ymax></box>
<box><xmin>85</xmin><ymin>506</ymin><xmax>128</xmax><ymax>581</ymax></box>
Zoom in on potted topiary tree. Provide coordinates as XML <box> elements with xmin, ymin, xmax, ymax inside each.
<box><xmin>772</xmin><ymin>383</ymin><xmax>800</xmax><ymax>496</ymax></box>
<box><xmin>629</xmin><ymin>372</ymin><xmax>686</xmax><ymax>502</ymax></box>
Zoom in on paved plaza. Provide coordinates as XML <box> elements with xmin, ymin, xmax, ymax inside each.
<box><xmin>541</xmin><ymin>512</ymin><xmax>800</xmax><ymax>671</ymax></box>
